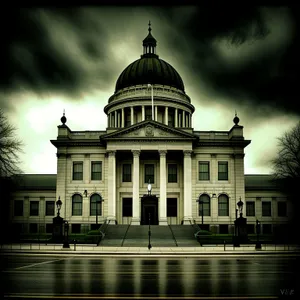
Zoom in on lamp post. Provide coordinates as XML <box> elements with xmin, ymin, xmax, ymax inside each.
<box><xmin>148</xmin><ymin>213</ymin><xmax>152</xmax><ymax>250</ymax></box>
<box><xmin>255</xmin><ymin>219</ymin><xmax>261</xmax><ymax>250</ymax></box>
<box><xmin>237</xmin><ymin>198</ymin><xmax>244</xmax><ymax>218</ymax></box>
<box><xmin>63</xmin><ymin>220</ymin><xmax>70</xmax><ymax>248</ymax></box>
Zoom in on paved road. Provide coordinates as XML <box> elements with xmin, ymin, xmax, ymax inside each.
<box><xmin>1</xmin><ymin>254</ymin><xmax>298</xmax><ymax>299</ymax></box>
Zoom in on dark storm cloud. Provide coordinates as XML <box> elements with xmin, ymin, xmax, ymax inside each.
<box><xmin>158</xmin><ymin>6</ymin><xmax>300</xmax><ymax>116</ymax></box>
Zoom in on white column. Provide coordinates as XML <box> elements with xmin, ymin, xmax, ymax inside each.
<box><xmin>107</xmin><ymin>151</ymin><xmax>116</xmax><ymax>224</ymax></box>
<box><xmin>165</xmin><ymin>107</ymin><xmax>168</xmax><ymax>125</ymax></box>
<box><xmin>155</xmin><ymin>106</ymin><xmax>158</xmax><ymax>121</ymax></box>
<box><xmin>159</xmin><ymin>150</ymin><xmax>168</xmax><ymax>225</ymax></box>
<box><xmin>175</xmin><ymin>108</ymin><xmax>178</xmax><ymax>127</ymax></box>
<box><xmin>121</xmin><ymin>108</ymin><xmax>124</xmax><ymax>128</ymax></box>
<box><xmin>131</xmin><ymin>107</ymin><xmax>134</xmax><ymax>125</ymax></box>
<box><xmin>183</xmin><ymin>150</ymin><xmax>193</xmax><ymax>224</ymax></box>
<box><xmin>142</xmin><ymin>105</ymin><xmax>145</xmax><ymax>121</ymax></box>
<box><xmin>183</xmin><ymin>110</ymin><xmax>186</xmax><ymax>127</ymax></box>
<box><xmin>114</xmin><ymin>111</ymin><xmax>117</xmax><ymax>128</ymax></box>
<box><xmin>132</xmin><ymin>150</ymin><xmax>140</xmax><ymax>225</ymax></box>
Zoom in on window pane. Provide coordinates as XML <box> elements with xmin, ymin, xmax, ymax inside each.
<box><xmin>30</xmin><ymin>201</ymin><xmax>39</xmax><ymax>216</ymax></box>
<box><xmin>91</xmin><ymin>162</ymin><xmax>102</xmax><ymax>180</ymax></box>
<box><xmin>73</xmin><ymin>162</ymin><xmax>83</xmax><ymax>180</ymax></box>
<box><xmin>167</xmin><ymin>198</ymin><xmax>177</xmax><ymax>217</ymax></box>
<box><xmin>199</xmin><ymin>162</ymin><xmax>210</xmax><ymax>180</ymax></box>
<box><xmin>72</xmin><ymin>194</ymin><xmax>82</xmax><ymax>216</ymax></box>
<box><xmin>46</xmin><ymin>201</ymin><xmax>55</xmax><ymax>216</ymax></box>
<box><xmin>168</xmin><ymin>164</ymin><xmax>177</xmax><ymax>183</ymax></box>
<box><xmin>262</xmin><ymin>202</ymin><xmax>271</xmax><ymax>216</ymax></box>
<box><xmin>145</xmin><ymin>164</ymin><xmax>154</xmax><ymax>183</ymax></box>
<box><xmin>90</xmin><ymin>194</ymin><xmax>102</xmax><ymax>216</ymax></box>
<box><xmin>246</xmin><ymin>201</ymin><xmax>255</xmax><ymax>216</ymax></box>
<box><xmin>198</xmin><ymin>194</ymin><xmax>210</xmax><ymax>216</ymax></box>
<box><xmin>218</xmin><ymin>162</ymin><xmax>228</xmax><ymax>180</ymax></box>
<box><xmin>218</xmin><ymin>194</ymin><xmax>229</xmax><ymax>216</ymax></box>
<box><xmin>123</xmin><ymin>164</ymin><xmax>132</xmax><ymax>182</ymax></box>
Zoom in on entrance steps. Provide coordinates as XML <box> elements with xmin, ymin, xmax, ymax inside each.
<box><xmin>98</xmin><ymin>224</ymin><xmax>200</xmax><ymax>247</ymax></box>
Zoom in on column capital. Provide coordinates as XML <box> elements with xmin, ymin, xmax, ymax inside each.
<box><xmin>132</xmin><ymin>150</ymin><xmax>141</xmax><ymax>157</ymax></box>
<box><xmin>183</xmin><ymin>150</ymin><xmax>192</xmax><ymax>157</ymax></box>
<box><xmin>107</xmin><ymin>150</ymin><xmax>116</xmax><ymax>157</ymax></box>
<box><xmin>158</xmin><ymin>150</ymin><xmax>167</xmax><ymax>157</ymax></box>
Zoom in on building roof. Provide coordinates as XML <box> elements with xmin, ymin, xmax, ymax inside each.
<box><xmin>244</xmin><ymin>174</ymin><xmax>279</xmax><ymax>191</ymax></box>
<box><xmin>11</xmin><ymin>174</ymin><xmax>278</xmax><ymax>192</ymax></box>
<box><xmin>13</xmin><ymin>174</ymin><xmax>56</xmax><ymax>190</ymax></box>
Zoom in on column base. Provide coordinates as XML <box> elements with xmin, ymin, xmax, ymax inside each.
<box><xmin>182</xmin><ymin>217</ymin><xmax>193</xmax><ymax>225</ymax></box>
<box><xmin>159</xmin><ymin>218</ymin><xmax>168</xmax><ymax>226</ymax></box>
<box><xmin>131</xmin><ymin>218</ymin><xmax>140</xmax><ymax>225</ymax></box>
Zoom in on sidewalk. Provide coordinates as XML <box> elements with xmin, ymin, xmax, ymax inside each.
<box><xmin>1</xmin><ymin>243</ymin><xmax>300</xmax><ymax>255</ymax></box>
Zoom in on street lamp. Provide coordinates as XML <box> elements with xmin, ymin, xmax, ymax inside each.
<box><xmin>147</xmin><ymin>180</ymin><xmax>152</xmax><ymax>196</ymax></box>
<box><xmin>255</xmin><ymin>219</ymin><xmax>261</xmax><ymax>250</ymax></box>
<box><xmin>237</xmin><ymin>197</ymin><xmax>244</xmax><ymax>218</ymax></box>
<box><xmin>56</xmin><ymin>197</ymin><xmax>62</xmax><ymax>217</ymax></box>
<box><xmin>148</xmin><ymin>213</ymin><xmax>152</xmax><ymax>250</ymax></box>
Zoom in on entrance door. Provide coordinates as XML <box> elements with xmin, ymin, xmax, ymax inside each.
<box><xmin>141</xmin><ymin>196</ymin><xmax>158</xmax><ymax>225</ymax></box>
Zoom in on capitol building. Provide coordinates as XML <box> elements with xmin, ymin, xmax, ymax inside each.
<box><xmin>10</xmin><ymin>24</ymin><xmax>291</xmax><ymax>237</ymax></box>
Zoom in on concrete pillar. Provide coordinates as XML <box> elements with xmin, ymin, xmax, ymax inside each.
<box><xmin>183</xmin><ymin>150</ymin><xmax>193</xmax><ymax>224</ymax></box>
<box><xmin>132</xmin><ymin>150</ymin><xmax>141</xmax><ymax>225</ymax></box>
<box><xmin>165</xmin><ymin>107</ymin><xmax>168</xmax><ymax>125</ymax></box>
<box><xmin>131</xmin><ymin>107</ymin><xmax>134</xmax><ymax>125</ymax></box>
<box><xmin>121</xmin><ymin>108</ymin><xmax>124</xmax><ymax>128</ymax></box>
<box><xmin>155</xmin><ymin>106</ymin><xmax>158</xmax><ymax>121</ymax></box>
<box><xmin>183</xmin><ymin>110</ymin><xmax>186</xmax><ymax>127</ymax></box>
<box><xmin>175</xmin><ymin>108</ymin><xmax>178</xmax><ymax>127</ymax></box>
<box><xmin>107</xmin><ymin>151</ymin><xmax>116</xmax><ymax>224</ymax></box>
<box><xmin>159</xmin><ymin>150</ymin><xmax>168</xmax><ymax>225</ymax></box>
<box><xmin>114</xmin><ymin>111</ymin><xmax>117</xmax><ymax>128</ymax></box>
<box><xmin>142</xmin><ymin>105</ymin><xmax>145</xmax><ymax>121</ymax></box>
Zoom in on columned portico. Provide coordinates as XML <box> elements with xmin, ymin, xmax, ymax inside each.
<box><xmin>132</xmin><ymin>150</ymin><xmax>141</xmax><ymax>225</ymax></box>
<box><xmin>159</xmin><ymin>150</ymin><xmax>168</xmax><ymax>225</ymax></box>
<box><xmin>183</xmin><ymin>150</ymin><xmax>193</xmax><ymax>224</ymax></box>
<box><xmin>107</xmin><ymin>150</ymin><xmax>117</xmax><ymax>224</ymax></box>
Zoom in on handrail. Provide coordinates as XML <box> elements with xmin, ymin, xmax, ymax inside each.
<box><xmin>121</xmin><ymin>221</ymin><xmax>132</xmax><ymax>247</ymax></box>
<box><xmin>97</xmin><ymin>218</ymin><xmax>110</xmax><ymax>245</ymax></box>
<box><xmin>168</xmin><ymin>224</ymin><xmax>178</xmax><ymax>247</ymax></box>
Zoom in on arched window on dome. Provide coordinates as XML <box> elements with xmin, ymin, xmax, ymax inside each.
<box><xmin>90</xmin><ymin>194</ymin><xmax>102</xmax><ymax>216</ymax></box>
<box><xmin>198</xmin><ymin>194</ymin><xmax>211</xmax><ymax>217</ymax></box>
<box><xmin>218</xmin><ymin>194</ymin><xmax>229</xmax><ymax>216</ymax></box>
<box><xmin>72</xmin><ymin>194</ymin><xmax>82</xmax><ymax>216</ymax></box>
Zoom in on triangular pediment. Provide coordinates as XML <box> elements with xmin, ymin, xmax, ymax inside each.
<box><xmin>101</xmin><ymin>120</ymin><xmax>197</xmax><ymax>141</ymax></box>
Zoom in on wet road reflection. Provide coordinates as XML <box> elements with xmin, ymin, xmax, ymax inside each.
<box><xmin>1</xmin><ymin>254</ymin><xmax>298</xmax><ymax>299</ymax></box>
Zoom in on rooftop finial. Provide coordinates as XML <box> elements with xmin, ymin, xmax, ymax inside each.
<box><xmin>148</xmin><ymin>20</ymin><xmax>151</xmax><ymax>32</ymax></box>
<box><xmin>61</xmin><ymin>109</ymin><xmax>67</xmax><ymax>125</ymax></box>
<box><xmin>233</xmin><ymin>110</ymin><xmax>240</xmax><ymax>125</ymax></box>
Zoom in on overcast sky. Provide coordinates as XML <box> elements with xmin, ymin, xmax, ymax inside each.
<box><xmin>1</xmin><ymin>6</ymin><xmax>299</xmax><ymax>175</ymax></box>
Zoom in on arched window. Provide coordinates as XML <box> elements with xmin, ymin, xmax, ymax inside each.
<box><xmin>72</xmin><ymin>194</ymin><xmax>82</xmax><ymax>216</ymax></box>
<box><xmin>198</xmin><ymin>194</ymin><xmax>211</xmax><ymax>216</ymax></box>
<box><xmin>218</xmin><ymin>194</ymin><xmax>229</xmax><ymax>216</ymax></box>
<box><xmin>90</xmin><ymin>194</ymin><xmax>102</xmax><ymax>216</ymax></box>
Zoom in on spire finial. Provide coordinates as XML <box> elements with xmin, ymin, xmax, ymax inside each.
<box><xmin>233</xmin><ymin>110</ymin><xmax>240</xmax><ymax>125</ymax></box>
<box><xmin>61</xmin><ymin>109</ymin><xmax>67</xmax><ymax>125</ymax></box>
<box><xmin>148</xmin><ymin>20</ymin><xmax>151</xmax><ymax>32</ymax></box>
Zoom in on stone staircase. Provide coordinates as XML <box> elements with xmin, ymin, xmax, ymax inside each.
<box><xmin>170</xmin><ymin>225</ymin><xmax>200</xmax><ymax>246</ymax></box>
<box><xmin>99</xmin><ymin>225</ymin><xmax>129</xmax><ymax>246</ymax></box>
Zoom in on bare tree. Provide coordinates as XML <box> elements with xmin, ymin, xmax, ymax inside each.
<box><xmin>0</xmin><ymin>108</ymin><xmax>23</xmax><ymax>177</ymax></box>
<box><xmin>271</xmin><ymin>121</ymin><xmax>300</xmax><ymax>182</ymax></box>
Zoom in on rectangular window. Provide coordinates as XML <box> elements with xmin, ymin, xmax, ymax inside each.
<box><xmin>218</xmin><ymin>161</ymin><xmax>228</xmax><ymax>180</ymax></box>
<box><xmin>122</xmin><ymin>164</ymin><xmax>132</xmax><ymax>182</ymax></box>
<box><xmin>145</xmin><ymin>164</ymin><xmax>154</xmax><ymax>183</ymax></box>
<box><xmin>14</xmin><ymin>200</ymin><xmax>23</xmax><ymax>216</ymax></box>
<box><xmin>30</xmin><ymin>201</ymin><xmax>39</xmax><ymax>216</ymax></box>
<box><xmin>122</xmin><ymin>198</ymin><xmax>132</xmax><ymax>217</ymax></box>
<box><xmin>91</xmin><ymin>161</ymin><xmax>102</xmax><ymax>180</ymax></box>
<box><xmin>45</xmin><ymin>201</ymin><xmax>55</xmax><ymax>216</ymax></box>
<box><xmin>29</xmin><ymin>223</ymin><xmax>38</xmax><ymax>233</ymax></box>
<box><xmin>262</xmin><ymin>201</ymin><xmax>271</xmax><ymax>216</ymax></box>
<box><xmin>278</xmin><ymin>202</ymin><xmax>287</xmax><ymax>217</ymax></box>
<box><xmin>168</xmin><ymin>164</ymin><xmax>177</xmax><ymax>183</ymax></box>
<box><xmin>73</xmin><ymin>161</ymin><xmax>83</xmax><ymax>180</ymax></box>
<box><xmin>199</xmin><ymin>161</ymin><xmax>210</xmax><ymax>180</ymax></box>
<box><xmin>246</xmin><ymin>201</ymin><xmax>255</xmax><ymax>216</ymax></box>
<box><xmin>125</xmin><ymin>109</ymin><xmax>131</xmax><ymax>127</ymax></box>
<box><xmin>167</xmin><ymin>198</ymin><xmax>177</xmax><ymax>217</ymax></box>
<box><xmin>71</xmin><ymin>224</ymin><xmax>81</xmax><ymax>234</ymax></box>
